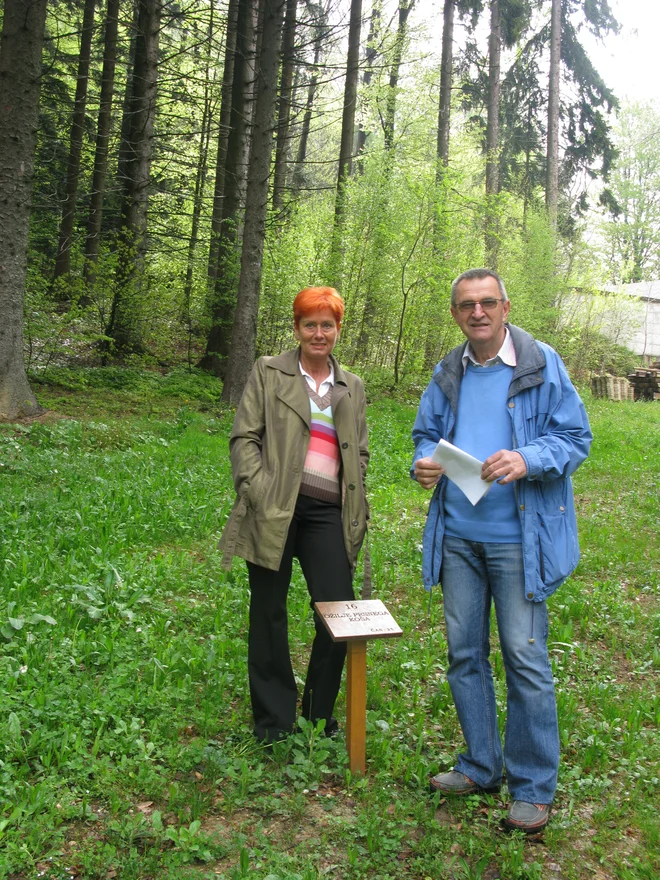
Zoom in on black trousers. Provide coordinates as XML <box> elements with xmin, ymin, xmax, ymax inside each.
<box><xmin>246</xmin><ymin>494</ymin><xmax>354</xmax><ymax>742</ymax></box>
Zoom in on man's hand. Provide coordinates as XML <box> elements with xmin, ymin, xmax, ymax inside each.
<box><xmin>482</xmin><ymin>450</ymin><xmax>527</xmax><ymax>484</ymax></box>
<box><xmin>414</xmin><ymin>457</ymin><xmax>445</xmax><ymax>489</ymax></box>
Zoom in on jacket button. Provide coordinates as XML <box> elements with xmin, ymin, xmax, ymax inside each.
<box><xmin>508</xmin><ymin>401</ymin><xmax>515</xmax><ymax>408</ymax></box>
<box><xmin>519</xmin><ymin>504</ymin><xmax>525</xmax><ymax>511</ymax></box>
<box><xmin>559</xmin><ymin>505</ymin><xmax>565</xmax><ymax>511</ymax></box>
<box><xmin>351</xmin><ymin>519</ymin><xmax>359</xmax><ymax>526</ymax></box>
<box><xmin>527</xmin><ymin>592</ymin><xmax>534</xmax><ymax>599</ymax></box>
<box><xmin>342</xmin><ymin>442</ymin><xmax>349</xmax><ymax>448</ymax></box>
<box><xmin>348</xmin><ymin>483</ymin><xmax>355</xmax><ymax>490</ymax></box>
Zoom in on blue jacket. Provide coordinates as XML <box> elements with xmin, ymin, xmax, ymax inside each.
<box><xmin>412</xmin><ymin>324</ymin><xmax>592</xmax><ymax>601</ymax></box>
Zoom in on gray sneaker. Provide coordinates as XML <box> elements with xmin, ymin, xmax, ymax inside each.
<box><xmin>503</xmin><ymin>801</ymin><xmax>550</xmax><ymax>833</ymax></box>
<box><xmin>429</xmin><ymin>770</ymin><xmax>501</xmax><ymax>795</ymax></box>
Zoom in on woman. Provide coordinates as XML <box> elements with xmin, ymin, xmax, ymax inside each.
<box><xmin>219</xmin><ymin>287</ymin><xmax>369</xmax><ymax>743</ymax></box>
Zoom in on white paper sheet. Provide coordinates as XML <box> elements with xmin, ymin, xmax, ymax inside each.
<box><xmin>431</xmin><ymin>438</ymin><xmax>493</xmax><ymax>506</ymax></box>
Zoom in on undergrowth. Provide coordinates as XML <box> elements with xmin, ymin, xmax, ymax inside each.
<box><xmin>0</xmin><ymin>371</ymin><xmax>658</xmax><ymax>879</ymax></box>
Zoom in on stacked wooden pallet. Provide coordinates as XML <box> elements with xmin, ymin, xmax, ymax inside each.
<box><xmin>590</xmin><ymin>375</ymin><xmax>634</xmax><ymax>401</ymax></box>
<box><xmin>626</xmin><ymin>367</ymin><xmax>660</xmax><ymax>401</ymax></box>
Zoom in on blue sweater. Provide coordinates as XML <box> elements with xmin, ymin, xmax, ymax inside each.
<box><xmin>444</xmin><ymin>362</ymin><xmax>521</xmax><ymax>542</ymax></box>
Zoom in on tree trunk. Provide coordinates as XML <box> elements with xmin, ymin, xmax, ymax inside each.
<box><xmin>201</xmin><ymin>0</ymin><xmax>260</xmax><ymax>376</ymax></box>
<box><xmin>222</xmin><ymin>0</ymin><xmax>286</xmax><ymax>404</ymax></box>
<box><xmin>436</xmin><ymin>0</ymin><xmax>454</xmax><ymax>172</ymax></box>
<box><xmin>84</xmin><ymin>0</ymin><xmax>120</xmax><ymax>283</ymax></box>
<box><xmin>0</xmin><ymin>0</ymin><xmax>47</xmax><ymax>420</ymax></box>
<box><xmin>182</xmin><ymin>0</ymin><xmax>216</xmax><ymax>360</ymax></box>
<box><xmin>207</xmin><ymin>0</ymin><xmax>239</xmax><ymax>285</ymax></box>
<box><xmin>106</xmin><ymin>0</ymin><xmax>161</xmax><ymax>357</ymax></box>
<box><xmin>331</xmin><ymin>0</ymin><xmax>363</xmax><ymax>281</ymax></box>
<box><xmin>53</xmin><ymin>0</ymin><xmax>96</xmax><ymax>282</ymax></box>
<box><xmin>272</xmin><ymin>0</ymin><xmax>297</xmax><ymax>213</ymax></box>
<box><xmin>291</xmin><ymin>22</ymin><xmax>324</xmax><ymax>190</ymax></box>
<box><xmin>356</xmin><ymin>0</ymin><xmax>381</xmax><ymax>160</ymax></box>
<box><xmin>383</xmin><ymin>0</ymin><xmax>414</xmax><ymax>153</ymax></box>
<box><xmin>336</xmin><ymin>0</ymin><xmax>362</xmax><ymax>187</ymax></box>
<box><xmin>485</xmin><ymin>0</ymin><xmax>501</xmax><ymax>268</ymax></box>
<box><xmin>546</xmin><ymin>0</ymin><xmax>560</xmax><ymax>223</ymax></box>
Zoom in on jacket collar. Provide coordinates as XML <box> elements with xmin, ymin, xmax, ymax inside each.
<box><xmin>267</xmin><ymin>348</ymin><xmax>351</xmax><ymax>425</ymax></box>
<box><xmin>267</xmin><ymin>348</ymin><xmax>349</xmax><ymax>386</ymax></box>
<box><xmin>436</xmin><ymin>324</ymin><xmax>546</xmax><ymax>410</ymax></box>
<box><xmin>507</xmin><ymin>324</ymin><xmax>546</xmax><ymax>396</ymax></box>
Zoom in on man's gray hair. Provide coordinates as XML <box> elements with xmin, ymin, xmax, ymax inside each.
<box><xmin>451</xmin><ymin>268</ymin><xmax>509</xmax><ymax>306</ymax></box>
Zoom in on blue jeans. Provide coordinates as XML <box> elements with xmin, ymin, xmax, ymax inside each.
<box><xmin>440</xmin><ymin>536</ymin><xmax>559</xmax><ymax>804</ymax></box>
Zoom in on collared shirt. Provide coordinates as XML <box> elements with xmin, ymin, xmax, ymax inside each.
<box><xmin>462</xmin><ymin>325</ymin><xmax>517</xmax><ymax>372</ymax></box>
<box><xmin>299</xmin><ymin>360</ymin><xmax>335</xmax><ymax>396</ymax></box>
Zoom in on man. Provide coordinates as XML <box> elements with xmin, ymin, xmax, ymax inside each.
<box><xmin>412</xmin><ymin>268</ymin><xmax>591</xmax><ymax>833</ymax></box>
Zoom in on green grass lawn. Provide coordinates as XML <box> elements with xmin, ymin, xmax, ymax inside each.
<box><xmin>0</xmin><ymin>369</ymin><xmax>658</xmax><ymax>879</ymax></box>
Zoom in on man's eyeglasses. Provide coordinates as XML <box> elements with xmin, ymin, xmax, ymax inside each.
<box><xmin>455</xmin><ymin>297</ymin><xmax>504</xmax><ymax>314</ymax></box>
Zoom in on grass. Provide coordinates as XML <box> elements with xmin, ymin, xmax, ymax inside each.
<box><xmin>0</xmin><ymin>369</ymin><xmax>658</xmax><ymax>879</ymax></box>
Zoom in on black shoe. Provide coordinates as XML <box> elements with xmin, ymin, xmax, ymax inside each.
<box><xmin>254</xmin><ymin>727</ymin><xmax>291</xmax><ymax>745</ymax></box>
<box><xmin>298</xmin><ymin>716</ymin><xmax>340</xmax><ymax>738</ymax></box>
<box><xmin>324</xmin><ymin>718</ymin><xmax>340</xmax><ymax>739</ymax></box>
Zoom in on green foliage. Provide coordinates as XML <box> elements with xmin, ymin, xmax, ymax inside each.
<box><xmin>553</xmin><ymin>286</ymin><xmax>645</xmax><ymax>379</ymax></box>
<box><xmin>0</xmin><ymin>374</ymin><xmax>658</xmax><ymax>878</ymax></box>
<box><xmin>17</xmin><ymin>0</ymin><xmax>637</xmax><ymax>387</ymax></box>
<box><xmin>31</xmin><ymin>365</ymin><xmax>222</xmax><ymax>399</ymax></box>
<box><xmin>597</xmin><ymin>100</ymin><xmax>660</xmax><ymax>283</ymax></box>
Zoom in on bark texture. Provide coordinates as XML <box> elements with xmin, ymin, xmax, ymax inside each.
<box><xmin>331</xmin><ymin>0</ymin><xmax>363</xmax><ymax>279</ymax></box>
<box><xmin>202</xmin><ymin>0</ymin><xmax>259</xmax><ymax>376</ymax></box>
<box><xmin>107</xmin><ymin>0</ymin><xmax>161</xmax><ymax>356</ymax></box>
<box><xmin>485</xmin><ymin>0</ymin><xmax>501</xmax><ymax>269</ymax></box>
<box><xmin>357</xmin><ymin>0</ymin><xmax>381</xmax><ymax>159</ymax></box>
<box><xmin>272</xmin><ymin>0</ymin><xmax>298</xmax><ymax>211</ymax></box>
<box><xmin>436</xmin><ymin>0</ymin><xmax>454</xmax><ymax>171</ymax></box>
<box><xmin>546</xmin><ymin>0</ymin><xmax>561</xmax><ymax>222</ymax></box>
<box><xmin>383</xmin><ymin>0</ymin><xmax>415</xmax><ymax>153</ymax></box>
<box><xmin>54</xmin><ymin>0</ymin><xmax>96</xmax><ymax>280</ymax></box>
<box><xmin>207</xmin><ymin>0</ymin><xmax>240</xmax><ymax>284</ymax></box>
<box><xmin>84</xmin><ymin>0</ymin><xmax>120</xmax><ymax>281</ymax></box>
<box><xmin>292</xmin><ymin>21</ymin><xmax>324</xmax><ymax>189</ymax></box>
<box><xmin>222</xmin><ymin>0</ymin><xmax>287</xmax><ymax>403</ymax></box>
<box><xmin>336</xmin><ymin>0</ymin><xmax>363</xmax><ymax>184</ymax></box>
<box><xmin>0</xmin><ymin>0</ymin><xmax>48</xmax><ymax>420</ymax></box>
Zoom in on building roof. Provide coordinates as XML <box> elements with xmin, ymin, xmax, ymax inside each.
<box><xmin>604</xmin><ymin>281</ymin><xmax>660</xmax><ymax>301</ymax></box>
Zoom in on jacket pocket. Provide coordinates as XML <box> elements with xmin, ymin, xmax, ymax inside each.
<box><xmin>246</xmin><ymin>468</ymin><xmax>268</xmax><ymax>510</ymax></box>
<box><xmin>536</xmin><ymin>509</ymin><xmax>578</xmax><ymax>589</ymax></box>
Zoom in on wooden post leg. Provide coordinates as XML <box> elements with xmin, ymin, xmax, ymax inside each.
<box><xmin>346</xmin><ymin>639</ymin><xmax>367</xmax><ymax>775</ymax></box>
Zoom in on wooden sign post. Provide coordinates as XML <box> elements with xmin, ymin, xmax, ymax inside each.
<box><xmin>314</xmin><ymin>599</ymin><xmax>402</xmax><ymax>775</ymax></box>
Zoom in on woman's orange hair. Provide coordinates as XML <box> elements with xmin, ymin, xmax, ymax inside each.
<box><xmin>293</xmin><ymin>287</ymin><xmax>344</xmax><ymax>329</ymax></box>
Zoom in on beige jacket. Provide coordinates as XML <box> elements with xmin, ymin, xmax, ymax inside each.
<box><xmin>218</xmin><ymin>348</ymin><xmax>369</xmax><ymax>572</ymax></box>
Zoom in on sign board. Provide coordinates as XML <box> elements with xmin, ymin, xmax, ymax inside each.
<box><xmin>314</xmin><ymin>599</ymin><xmax>402</xmax><ymax>775</ymax></box>
<box><xmin>314</xmin><ymin>599</ymin><xmax>403</xmax><ymax>642</ymax></box>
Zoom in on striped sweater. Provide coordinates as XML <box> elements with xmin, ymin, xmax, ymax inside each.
<box><xmin>299</xmin><ymin>385</ymin><xmax>341</xmax><ymax>504</ymax></box>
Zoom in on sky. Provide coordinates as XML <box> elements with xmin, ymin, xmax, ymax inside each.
<box><xmin>583</xmin><ymin>0</ymin><xmax>660</xmax><ymax>104</ymax></box>
<box><xmin>416</xmin><ymin>0</ymin><xmax>659</xmax><ymax>107</ymax></box>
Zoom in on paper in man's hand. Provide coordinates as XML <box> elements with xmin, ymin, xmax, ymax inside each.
<box><xmin>431</xmin><ymin>439</ymin><xmax>492</xmax><ymax>505</ymax></box>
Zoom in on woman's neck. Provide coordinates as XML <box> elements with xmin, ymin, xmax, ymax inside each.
<box><xmin>300</xmin><ymin>352</ymin><xmax>331</xmax><ymax>387</ymax></box>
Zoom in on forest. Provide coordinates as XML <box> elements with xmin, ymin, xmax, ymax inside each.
<box><xmin>1</xmin><ymin>0</ymin><xmax>659</xmax><ymax>420</ymax></box>
<box><xmin>1</xmin><ymin>3</ymin><xmax>660</xmax><ymax>876</ymax></box>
